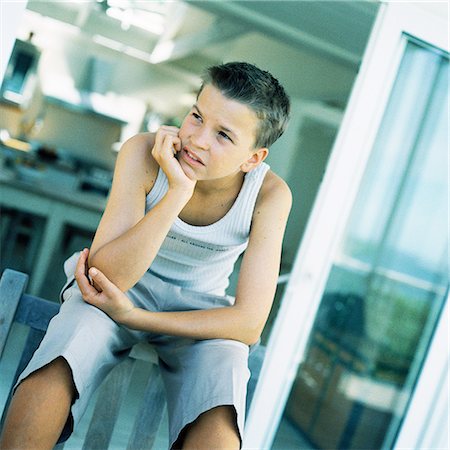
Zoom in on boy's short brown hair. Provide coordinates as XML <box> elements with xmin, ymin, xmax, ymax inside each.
<box><xmin>199</xmin><ymin>62</ymin><xmax>290</xmax><ymax>148</ymax></box>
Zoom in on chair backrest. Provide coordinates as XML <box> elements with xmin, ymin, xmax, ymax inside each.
<box><xmin>0</xmin><ymin>269</ymin><xmax>60</xmax><ymax>428</ymax></box>
<box><xmin>0</xmin><ymin>269</ymin><xmax>266</xmax><ymax>449</ymax></box>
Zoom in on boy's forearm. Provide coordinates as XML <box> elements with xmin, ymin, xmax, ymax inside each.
<box><xmin>121</xmin><ymin>306</ymin><xmax>260</xmax><ymax>347</ymax></box>
<box><xmin>89</xmin><ymin>189</ymin><xmax>191</xmax><ymax>291</ymax></box>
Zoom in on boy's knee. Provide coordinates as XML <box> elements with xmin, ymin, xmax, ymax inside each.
<box><xmin>180</xmin><ymin>405</ymin><xmax>240</xmax><ymax>449</ymax></box>
<box><xmin>205</xmin><ymin>405</ymin><xmax>237</xmax><ymax>425</ymax></box>
<box><xmin>20</xmin><ymin>357</ymin><xmax>76</xmax><ymax>400</ymax></box>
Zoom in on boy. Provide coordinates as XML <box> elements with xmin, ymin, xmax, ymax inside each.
<box><xmin>0</xmin><ymin>62</ymin><xmax>292</xmax><ymax>450</ymax></box>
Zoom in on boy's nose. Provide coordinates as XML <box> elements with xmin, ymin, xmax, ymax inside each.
<box><xmin>190</xmin><ymin>128</ymin><xmax>210</xmax><ymax>151</ymax></box>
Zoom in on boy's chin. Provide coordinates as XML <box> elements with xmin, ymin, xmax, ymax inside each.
<box><xmin>178</xmin><ymin>158</ymin><xmax>199</xmax><ymax>181</ymax></box>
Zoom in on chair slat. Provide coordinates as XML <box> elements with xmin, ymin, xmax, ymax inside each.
<box><xmin>82</xmin><ymin>358</ymin><xmax>135</xmax><ymax>450</ymax></box>
<box><xmin>0</xmin><ymin>270</ymin><xmax>29</xmax><ymax>358</ymax></box>
<box><xmin>0</xmin><ymin>328</ymin><xmax>47</xmax><ymax>429</ymax></box>
<box><xmin>13</xmin><ymin>328</ymin><xmax>47</xmax><ymax>387</ymax></box>
<box><xmin>246</xmin><ymin>345</ymin><xmax>266</xmax><ymax>416</ymax></box>
<box><xmin>127</xmin><ymin>363</ymin><xmax>166</xmax><ymax>450</ymax></box>
<box><xmin>15</xmin><ymin>294</ymin><xmax>59</xmax><ymax>331</ymax></box>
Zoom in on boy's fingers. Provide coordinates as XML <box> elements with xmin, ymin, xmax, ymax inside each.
<box><xmin>88</xmin><ymin>268</ymin><xmax>121</xmax><ymax>296</ymax></box>
<box><xmin>75</xmin><ymin>249</ymin><xmax>87</xmax><ymax>279</ymax></box>
<box><xmin>154</xmin><ymin>127</ymin><xmax>179</xmax><ymax>150</ymax></box>
<box><xmin>162</xmin><ymin>134</ymin><xmax>181</xmax><ymax>156</ymax></box>
<box><xmin>173</xmin><ymin>136</ymin><xmax>181</xmax><ymax>152</ymax></box>
<box><xmin>76</xmin><ymin>271</ymin><xmax>96</xmax><ymax>297</ymax></box>
<box><xmin>75</xmin><ymin>249</ymin><xmax>98</xmax><ymax>299</ymax></box>
<box><xmin>159</xmin><ymin>125</ymin><xmax>180</xmax><ymax>134</ymax></box>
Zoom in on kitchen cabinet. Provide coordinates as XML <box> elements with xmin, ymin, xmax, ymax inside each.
<box><xmin>285</xmin><ymin>329</ymin><xmax>404</xmax><ymax>449</ymax></box>
<box><xmin>0</xmin><ymin>156</ymin><xmax>105</xmax><ymax>299</ymax></box>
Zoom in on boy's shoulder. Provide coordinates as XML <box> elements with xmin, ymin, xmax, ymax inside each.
<box><xmin>256</xmin><ymin>169</ymin><xmax>292</xmax><ymax>211</ymax></box>
<box><xmin>249</xmin><ymin>167</ymin><xmax>292</xmax><ymax>235</ymax></box>
<box><xmin>120</xmin><ymin>132</ymin><xmax>158</xmax><ymax>194</ymax></box>
<box><xmin>122</xmin><ymin>131</ymin><xmax>155</xmax><ymax>152</ymax></box>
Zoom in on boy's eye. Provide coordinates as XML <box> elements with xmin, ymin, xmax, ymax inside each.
<box><xmin>218</xmin><ymin>131</ymin><xmax>232</xmax><ymax>142</ymax></box>
<box><xmin>192</xmin><ymin>112</ymin><xmax>202</xmax><ymax>121</ymax></box>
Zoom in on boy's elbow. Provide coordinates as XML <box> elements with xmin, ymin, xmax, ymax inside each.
<box><xmin>245</xmin><ymin>334</ymin><xmax>261</xmax><ymax>347</ymax></box>
<box><xmin>242</xmin><ymin>324</ymin><xmax>263</xmax><ymax>347</ymax></box>
<box><xmin>87</xmin><ymin>252</ymin><xmax>132</xmax><ymax>291</ymax></box>
<box><xmin>87</xmin><ymin>252</ymin><xmax>108</xmax><ymax>280</ymax></box>
<box><xmin>232</xmin><ymin>307</ymin><xmax>264</xmax><ymax>346</ymax></box>
<box><xmin>234</xmin><ymin>335</ymin><xmax>259</xmax><ymax>347</ymax></box>
<box><xmin>87</xmin><ymin>250</ymin><xmax>108</xmax><ymax>278</ymax></box>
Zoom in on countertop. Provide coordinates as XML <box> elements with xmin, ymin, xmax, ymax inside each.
<box><xmin>0</xmin><ymin>143</ymin><xmax>109</xmax><ymax>213</ymax></box>
<box><xmin>0</xmin><ymin>166</ymin><xmax>107</xmax><ymax>213</ymax></box>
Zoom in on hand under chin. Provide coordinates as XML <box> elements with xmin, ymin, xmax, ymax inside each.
<box><xmin>177</xmin><ymin>153</ymin><xmax>199</xmax><ymax>181</ymax></box>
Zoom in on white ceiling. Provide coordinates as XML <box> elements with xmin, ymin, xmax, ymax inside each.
<box><xmin>24</xmin><ymin>0</ymin><xmax>381</xmax><ymax>113</ymax></box>
<box><xmin>190</xmin><ymin>1</ymin><xmax>379</xmax><ymax>66</ymax></box>
<box><xmin>175</xmin><ymin>0</ymin><xmax>380</xmax><ymax>108</ymax></box>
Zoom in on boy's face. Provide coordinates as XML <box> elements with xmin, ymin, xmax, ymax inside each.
<box><xmin>177</xmin><ymin>84</ymin><xmax>267</xmax><ymax>182</ymax></box>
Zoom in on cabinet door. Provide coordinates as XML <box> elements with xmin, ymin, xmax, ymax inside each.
<box><xmin>244</xmin><ymin>3</ymin><xmax>448</xmax><ymax>450</ymax></box>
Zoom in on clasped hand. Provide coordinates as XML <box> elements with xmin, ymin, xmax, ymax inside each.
<box><xmin>151</xmin><ymin>126</ymin><xmax>197</xmax><ymax>194</ymax></box>
<box><xmin>75</xmin><ymin>248</ymin><xmax>135</xmax><ymax>324</ymax></box>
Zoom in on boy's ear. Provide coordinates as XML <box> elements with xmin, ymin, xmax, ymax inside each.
<box><xmin>241</xmin><ymin>147</ymin><xmax>269</xmax><ymax>173</ymax></box>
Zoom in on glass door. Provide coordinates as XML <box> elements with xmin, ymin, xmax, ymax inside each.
<box><xmin>244</xmin><ymin>3</ymin><xmax>449</xmax><ymax>449</ymax></box>
<box><xmin>275</xmin><ymin>40</ymin><xmax>447</xmax><ymax>450</ymax></box>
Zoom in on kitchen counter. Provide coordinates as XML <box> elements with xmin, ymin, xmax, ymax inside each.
<box><xmin>0</xmin><ymin>148</ymin><xmax>108</xmax><ymax>296</ymax></box>
<box><xmin>0</xmin><ymin>165</ymin><xmax>107</xmax><ymax>213</ymax></box>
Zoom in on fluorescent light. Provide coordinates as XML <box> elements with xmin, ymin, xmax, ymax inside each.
<box><xmin>105</xmin><ymin>6</ymin><xmax>164</xmax><ymax>35</ymax></box>
<box><xmin>92</xmin><ymin>34</ymin><xmax>154</xmax><ymax>64</ymax></box>
<box><xmin>131</xmin><ymin>10</ymin><xmax>164</xmax><ymax>34</ymax></box>
<box><xmin>150</xmin><ymin>40</ymin><xmax>174</xmax><ymax>64</ymax></box>
<box><xmin>92</xmin><ymin>34</ymin><xmax>125</xmax><ymax>52</ymax></box>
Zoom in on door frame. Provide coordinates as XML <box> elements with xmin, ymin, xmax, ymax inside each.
<box><xmin>393</xmin><ymin>289</ymin><xmax>449</xmax><ymax>449</ymax></box>
<box><xmin>243</xmin><ymin>2</ymin><xmax>448</xmax><ymax>448</ymax></box>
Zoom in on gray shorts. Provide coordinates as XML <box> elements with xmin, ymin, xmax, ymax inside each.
<box><xmin>15</xmin><ymin>252</ymin><xmax>255</xmax><ymax>449</ymax></box>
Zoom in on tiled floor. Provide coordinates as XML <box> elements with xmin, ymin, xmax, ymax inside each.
<box><xmin>0</xmin><ymin>323</ymin><xmax>313</xmax><ymax>450</ymax></box>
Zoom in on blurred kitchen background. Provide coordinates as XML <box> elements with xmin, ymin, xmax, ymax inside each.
<box><xmin>0</xmin><ymin>0</ymin><xmax>376</xmax><ymax>319</ymax></box>
<box><xmin>0</xmin><ymin>1</ymin><xmax>448</xmax><ymax>449</ymax></box>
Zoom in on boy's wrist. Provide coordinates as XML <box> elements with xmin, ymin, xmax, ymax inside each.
<box><xmin>119</xmin><ymin>307</ymin><xmax>156</xmax><ymax>334</ymax></box>
<box><xmin>117</xmin><ymin>306</ymin><xmax>141</xmax><ymax>329</ymax></box>
<box><xmin>165</xmin><ymin>186</ymin><xmax>194</xmax><ymax>205</ymax></box>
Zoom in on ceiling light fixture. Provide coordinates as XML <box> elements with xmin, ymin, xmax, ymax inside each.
<box><xmin>104</xmin><ymin>3</ymin><xmax>165</xmax><ymax>35</ymax></box>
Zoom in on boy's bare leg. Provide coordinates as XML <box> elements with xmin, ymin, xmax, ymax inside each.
<box><xmin>180</xmin><ymin>405</ymin><xmax>240</xmax><ymax>450</ymax></box>
<box><xmin>0</xmin><ymin>357</ymin><xmax>76</xmax><ymax>450</ymax></box>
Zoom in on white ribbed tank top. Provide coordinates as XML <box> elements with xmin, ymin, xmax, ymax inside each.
<box><xmin>145</xmin><ymin>162</ymin><xmax>270</xmax><ymax>295</ymax></box>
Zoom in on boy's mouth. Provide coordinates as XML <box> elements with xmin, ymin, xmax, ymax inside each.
<box><xmin>182</xmin><ymin>147</ymin><xmax>205</xmax><ymax>165</ymax></box>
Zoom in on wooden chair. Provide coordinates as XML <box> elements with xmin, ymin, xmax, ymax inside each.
<box><xmin>0</xmin><ymin>269</ymin><xmax>266</xmax><ymax>449</ymax></box>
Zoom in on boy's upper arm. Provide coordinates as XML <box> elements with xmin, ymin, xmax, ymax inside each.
<box><xmin>89</xmin><ymin>133</ymin><xmax>157</xmax><ymax>261</ymax></box>
<box><xmin>234</xmin><ymin>172</ymin><xmax>292</xmax><ymax>342</ymax></box>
